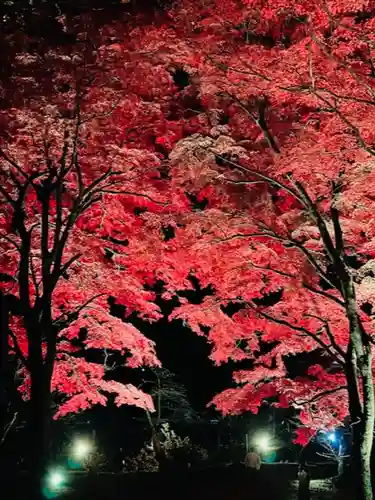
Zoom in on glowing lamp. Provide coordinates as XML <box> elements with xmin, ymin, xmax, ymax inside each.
<box><xmin>327</xmin><ymin>432</ymin><xmax>336</xmax><ymax>443</ymax></box>
<box><xmin>46</xmin><ymin>469</ymin><xmax>66</xmax><ymax>490</ymax></box>
<box><xmin>72</xmin><ymin>438</ymin><xmax>93</xmax><ymax>460</ymax></box>
<box><xmin>254</xmin><ymin>434</ymin><xmax>270</xmax><ymax>452</ymax></box>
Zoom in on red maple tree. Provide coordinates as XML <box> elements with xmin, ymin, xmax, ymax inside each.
<box><xmin>3</xmin><ymin>2</ymin><xmax>375</xmax><ymax>498</ymax></box>
<box><xmin>0</xmin><ymin>9</ymin><xmax>189</xmax><ymax>491</ymax></box>
<box><xmin>133</xmin><ymin>1</ymin><xmax>375</xmax><ymax>498</ymax></box>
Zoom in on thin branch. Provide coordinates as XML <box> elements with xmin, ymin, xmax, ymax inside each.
<box><xmin>304</xmin><ymin>313</ymin><xmax>346</xmax><ymax>361</ymax></box>
<box><xmin>0</xmin><ymin>149</ymin><xmax>36</xmax><ymax>188</ymax></box>
<box><xmin>53</xmin><ymin>293</ymin><xmax>106</xmax><ymax>329</ymax></box>
<box><xmin>243</xmin><ymin>224</ymin><xmax>337</xmax><ymax>290</ymax></box>
<box><xmin>309</xmin><ymin>31</ymin><xmax>375</xmax><ymax>101</ymax></box>
<box><xmin>205</xmin><ymin>53</ymin><xmax>272</xmax><ymax>81</ymax></box>
<box><xmin>323</xmin><ymin>321</ymin><xmax>347</xmax><ymax>360</ymax></box>
<box><xmin>0</xmin><ymin>234</ymin><xmax>21</xmax><ymax>252</ymax></box>
<box><xmin>100</xmin><ymin>189</ymin><xmax>169</xmax><ymax>206</ymax></box>
<box><xmin>219</xmin><ymin>91</ymin><xmax>280</xmax><ymax>153</ymax></box>
<box><xmin>302</xmin><ymin>282</ymin><xmax>345</xmax><ymax>307</ymax></box>
<box><xmin>82</xmin><ymin>168</ymin><xmax>112</xmax><ymax>198</ymax></box>
<box><xmin>206</xmin><ymin>150</ymin><xmax>308</xmax><ymax>207</ymax></box>
<box><xmin>249</xmin><ymin>303</ymin><xmax>345</xmax><ymax>365</ymax></box>
<box><xmin>220</xmin><ymin>177</ymin><xmax>266</xmax><ymax>186</ymax></box>
<box><xmin>59</xmin><ymin>252</ymin><xmax>82</xmax><ymax>276</ymax></box>
<box><xmin>29</xmin><ymin>253</ymin><xmax>41</xmax><ymax>297</ymax></box>
<box><xmin>8</xmin><ymin>328</ymin><xmax>28</xmax><ymax>368</ymax></box>
<box><xmin>0</xmin><ymin>183</ymin><xmax>16</xmax><ymax>205</ymax></box>
<box><xmin>313</xmin><ymin>90</ymin><xmax>375</xmax><ymax>157</ymax></box>
<box><xmin>331</xmin><ymin>181</ymin><xmax>344</xmax><ymax>254</ymax></box>
<box><xmin>79</xmin><ymin>98</ymin><xmax>122</xmax><ymax>125</ymax></box>
<box><xmin>292</xmin><ymin>180</ymin><xmax>339</xmax><ymax>267</ymax></box>
<box><xmin>0</xmin><ymin>412</ymin><xmax>18</xmax><ymax>447</ymax></box>
<box><xmin>211</xmin><ymin>232</ymin><xmax>256</xmax><ymax>244</ymax></box>
<box><xmin>250</xmin><ymin>262</ymin><xmax>298</xmax><ymax>279</ymax></box>
<box><xmin>294</xmin><ymin>386</ymin><xmax>347</xmax><ymax>406</ymax></box>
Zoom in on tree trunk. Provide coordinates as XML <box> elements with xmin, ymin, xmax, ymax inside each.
<box><xmin>346</xmin><ymin>351</ymin><xmax>374</xmax><ymax>500</ymax></box>
<box><xmin>343</xmin><ymin>274</ymin><xmax>374</xmax><ymax>500</ymax></box>
<box><xmin>145</xmin><ymin>410</ymin><xmax>169</xmax><ymax>472</ymax></box>
<box><xmin>0</xmin><ymin>293</ymin><xmax>8</xmax><ymax>454</ymax></box>
<box><xmin>297</xmin><ymin>468</ymin><xmax>310</xmax><ymax>500</ymax></box>
<box><xmin>27</xmin><ymin>365</ymin><xmax>52</xmax><ymax>500</ymax></box>
<box><xmin>360</xmin><ymin>348</ymin><xmax>374</xmax><ymax>500</ymax></box>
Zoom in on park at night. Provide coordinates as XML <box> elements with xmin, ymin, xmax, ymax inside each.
<box><xmin>2</xmin><ymin>1</ymin><xmax>375</xmax><ymax>499</ymax></box>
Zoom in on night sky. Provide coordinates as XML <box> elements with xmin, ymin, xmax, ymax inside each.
<box><xmin>108</xmin><ymin>278</ymin><xmax>235</xmax><ymax>413</ymax></box>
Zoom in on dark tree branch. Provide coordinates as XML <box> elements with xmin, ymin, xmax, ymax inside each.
<box><xmin>302</xmin><ymin>282</ymin><xmax>345</xmax><ymax>307</ymax></box>
<box><xmin>8</xmin><ymin>328</ymin><xmax>28</xmax><ymax>368</ymax></box>
<box><xmin>208</xmin><ymin>150</ymin><xmax>308</xmax><ymax>208</ymax></box>
<box><xmin>249</xmin><ymin>303</ymin><xmax>345</xmax><ymax>365</ymax></box>
<box><xmin>294</xmin><ymin>385</ymin><xmax>347</xmax><ymax>406</ymax></box>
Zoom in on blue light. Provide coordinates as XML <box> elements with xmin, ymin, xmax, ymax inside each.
<box><xmin>327</xmin><ymin>432</ymin><xmax>336</xmax><ymax>443</ymax></box>
<box><xmin>263</xmin><ymin>451</ymin><xmax>277</xmax><ymax>463</ymax></box>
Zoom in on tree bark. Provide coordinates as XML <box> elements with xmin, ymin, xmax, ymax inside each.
<box><xmin>342</xmin><ymin>273</ymin><xmax>374</xmax><ymax>500</ymax></box>
<box><xmin>145</xmin><ymin>410</ymin><xmax>169</xmax><ymax>471</ymax></box>
<box><xmin>345</xmin><ymin>346</ymin><xmax>374</xmax><ymax>500</ymax></box>
<box><xmin>297</xmin><ymin>468</ymin><xmax>310</xmax><ymax>500</ymax></box>
<box><xmin>27</xmin><ymin>362</ymin><xmax>53</xmax><ymax>500</ymax></box>
<box><xmin>0</xmin><ymin>292</ymin><xmax>9</xmax><ymax>454</ymax></box>
<box><xmin>358</xmin><ymin>348</ymin><xmax>374</xmax><ymax>500</ymax></box>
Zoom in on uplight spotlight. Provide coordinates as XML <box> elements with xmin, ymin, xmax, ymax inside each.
<box><xmin>254</xmin><ymin>434</ymin><xmax>270</xmax><ymax>452</ymax></box>
<box><xmin>327</xmin><ymin>432</ymin><xmax>336</xmax><ymax>443</ymax></box>
<box><xmin>46</xmin><ymin>469</ymin><xmax>66</xmax><ymax>490</ymax></box>
<box><xmin>72</xmin><ymin>438</ymin><xmax>93</xmax><ymax>460</ymax></box>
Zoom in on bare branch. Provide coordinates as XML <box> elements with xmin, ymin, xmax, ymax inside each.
<box><xmin>205</xmin><ymin>53</ymin><xmax>272</xmax><ymax>81</ymax></box>
<box><xmin>309</xmin><ymin>31</ymin><xmax>375</xmax><ymax>101</ymax></box>
<box><xmin>219</xmin><ymin>91</ymin><xmax>280</xmax><ymax>153</ymax></box>
<box><xmin>59</xmin><ymin>252</ymin><xmax>82</xmax><ymax>276</ymax></box>
<box><xmin>0</xmin><ymin>412</ymin><xmax>18</xmax><ymax>447</ymax></box>
<box><xmin>79</xmin><ymin>98</ymin><xmax>122</xmax><ymax>125</ymax></box>
<box><xmin>0</xmin><ymin>234</ymin><xmax>21</xmax><ymax>252</ymax></box>
<box><xmin>331</xmin><ymin>181</ymin><xmax>344</xmax><ymax>254</ymax></box>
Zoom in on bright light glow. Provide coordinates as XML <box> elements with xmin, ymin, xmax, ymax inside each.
<box><xmin>47</xmin><ymin>470</ymin><xmax>65</xmax><ymax>489</ymax></box>
<box><xmin>254</xmin><ymin>434</ymin><xmax>270</xmax><ymax>452</ymax></box>
<box><xmin>327</xmin><ymin>432</ymin><xmax>336</xmax><ymax>443</ymax></box>
<box><xmin>72</xmin><ymin>438</ymin><xmax>93</xmax><ymax>460</ymax></box>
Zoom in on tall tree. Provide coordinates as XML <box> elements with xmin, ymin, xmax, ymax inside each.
<box><xmin>0</xmin><ymin>10</ymin><xmax>187</xmax><ymax>497</ymax></box>
<box><xmin>134</xmin><ymin>1</ymin><xmax>375</xmax><ymax>499</ymax></box>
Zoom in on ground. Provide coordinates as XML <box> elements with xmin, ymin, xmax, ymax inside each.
<box><xmin>289</xmin><ymin>479</ymin><xmax>334</xmax><ymax>500</ymax></box>
<box><xmin>5</xmin><ymin>464</ymin><xmax>351</xmax><ymax>499</ymax></box>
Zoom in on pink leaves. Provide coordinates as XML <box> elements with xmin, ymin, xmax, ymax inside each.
<box><xmin>59</xmin><ymin>310</ymin><xmax>160</xmax><ymax>368</ymax></box>
<box><xmin>1</xmin><ymin>19</ymin><xmax>188</xmax><ymax>420</ymax></box>
<box><xmin>52</xmin><ymin>357</ymin><xmax>156</xmax><ymax>418</ymax></box>
<box><xmin>293</xmin><ymin>427</ymin><xmax>315</xmax><ymax>446</ymax></box>
<box><xmin>98</xmin><ymin>381</ymin><xmax>155</xmax><ymax>411</ymax></box>
<box><xmin>210</xmin><ymin>382</ymin><xmax>278</xmax><ymax>415</ymax></box>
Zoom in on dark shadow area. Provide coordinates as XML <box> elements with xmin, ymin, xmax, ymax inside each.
<box><xmin>4</xmin><ymin>465</ymin><xmax>293</xmax><ymax>500</ymax></box>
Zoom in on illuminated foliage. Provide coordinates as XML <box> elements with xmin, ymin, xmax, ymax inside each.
<box><xmin>147</xmin><ymin>8</ymin><xmax>375</xmax><ymax>495</ymax></box>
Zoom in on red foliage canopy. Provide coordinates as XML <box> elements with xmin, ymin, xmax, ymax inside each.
<box><xmin>4</xmin><ymin>0</ymin><xmax>375</xmax><ymax>446</ymax></box>
<box><xmin>136</xmin><ymin>0</ymin><xmax>375</xmax><ymax>442</ymax></box>
<box><xmin>0</xmin><ymin>12</ymin><xmax>191</xmax><ymax>418</ymax></box>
